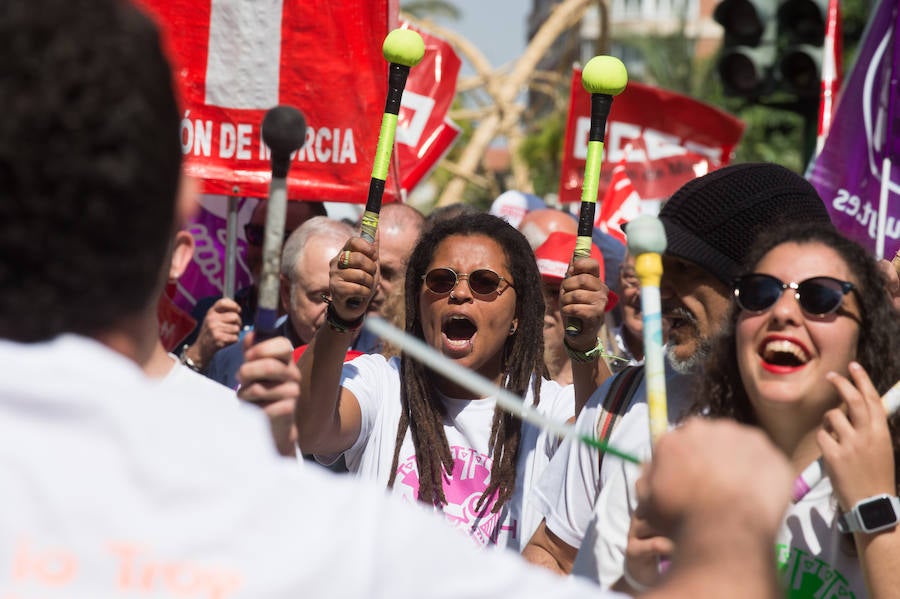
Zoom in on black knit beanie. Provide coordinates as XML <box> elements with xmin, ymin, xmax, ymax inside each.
<box><xmin>658</xmin><ymin>163</ymin><xmax>833</xmax><ymax>285</ymax></box>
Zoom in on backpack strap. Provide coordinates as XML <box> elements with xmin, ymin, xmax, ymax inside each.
<box><xmin>596</xmin><ymin>365</ymin><xmax>645</xmax><ymax>474</ymax></box>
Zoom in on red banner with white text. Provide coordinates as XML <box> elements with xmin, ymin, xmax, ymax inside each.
<box><xmin>136</xmin><ymin>0</ymin><xmax>459</xmax><ymax>203</ymax></box>
<box><xmin>395</xmin><ymin>26</ymin><xmax>462</xmax><ymax>193</ymax></box>
<box><xmin>559</xmin><ymin>72</ymin><xmax>745</xmax><ymax>204</ymax></box>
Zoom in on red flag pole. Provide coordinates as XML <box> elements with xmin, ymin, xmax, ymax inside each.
<box><xmin>815</xmin><ymin>0</ymin><xmax>843</xmax><ymax>157</ymax></box>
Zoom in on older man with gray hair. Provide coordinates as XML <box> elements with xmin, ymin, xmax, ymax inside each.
<box><xmin>206</xmin><ymin>216</ymin><xmax>354</xmax><ymax>389</ymax></box>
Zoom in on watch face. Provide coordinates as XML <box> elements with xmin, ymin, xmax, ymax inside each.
<box><xmin>859</xmin><ymin>496</ymin><xmax>898</xmax><ymax>529</ymax></box>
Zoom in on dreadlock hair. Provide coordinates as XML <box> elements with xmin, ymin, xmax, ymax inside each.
<box><xmin>691</xmin><ymin>221</ymin><xmax>900</xmax><ymax>491</ymax></box>
<box><xmin>386</xmin><ymin>213</ymin><xmax>546</xmax><ymax>515</ymax></box>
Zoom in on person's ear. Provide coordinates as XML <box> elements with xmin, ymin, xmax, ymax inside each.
<box><xmin>168</xmin><ymin>230</ymin><xmax>195</xmax><ymax>282</ymax></box>
<box><xmin>279</xmin><ymin>273</ymin><xmax>291</xmax><ymax>314</ymax></box>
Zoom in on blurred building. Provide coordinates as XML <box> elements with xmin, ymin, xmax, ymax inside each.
<box><xmin>527</xmin><ymin>0</ymin><xmax>721</xmax><ymax>114</ymax></box>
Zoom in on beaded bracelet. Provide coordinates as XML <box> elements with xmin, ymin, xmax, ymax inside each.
<box><xmin>563</xmin><ymin>337</ymin><xmax>606</xmax><ymax>362</ymax></box>
<box><xmin>563</xmin><ymin>337</ymin><xmax>630</xmax><ymax>363</ymax></box>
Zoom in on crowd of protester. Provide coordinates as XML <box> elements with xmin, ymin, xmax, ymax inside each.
<box><xmin>3</xmin><ymin>0</ymin><xmax>900</xmax><ymax>597</ymax></box>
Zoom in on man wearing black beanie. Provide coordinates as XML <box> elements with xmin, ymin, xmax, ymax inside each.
<box><xmin>658</xmin><ymin>162</ymin><xmax>832</xmax><ymax>373</ymax></box>
<box><xmin>524</xmin><ymin>163</ymin><xmax>833</xmax><ymax>582</ymax></box>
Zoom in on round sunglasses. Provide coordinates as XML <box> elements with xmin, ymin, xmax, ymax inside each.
<box><xmin>422</xmin><ymin>267</ymin><xmax>512</xmax><ymax>297</ymax></box>
<box><xmin>732</xmin><ymin>273</ymin><xmax>856</xmax><ymax>317</ymax></box>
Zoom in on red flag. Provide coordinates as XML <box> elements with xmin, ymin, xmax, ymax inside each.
<box><xmin>559</xmin><ymin>75</ymin><xmax>744</xmax><ymax>204</ymax></box>
<box><xmin>136</xmin><ymin>0</ymin><xmax>391</xmax><ymax>202</ymax></box>
<box><xmin>157</xmin><ymin>286</ymin><xmax>197</xmax><ymax>352</ymax></box>
<box><xmin>135</xmin><ymin>1</ymin><xmax>459</xmax><ymax>203</ymax></box>
<box><xmin>395</xmin><ymin>24</ymin><xmax>462</xmax><ymax>195</ymax></box>
<box><xmin>595</xmin><ymin>156</ymin><xmax>642</xmax><ymax>244</ymax></box>
<box><xmin>815</xmin><ymin>0</ymin><xmax>843</xmax><ymax>157</ymax></box>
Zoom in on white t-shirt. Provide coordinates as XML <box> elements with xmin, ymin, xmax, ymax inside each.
<box><xmin>579</xmin><ymin>452</ymin><xmax>869</xmax><ymax>596</ymax></box>
<box><xmin>157</xmin><ymin>353</ymin><xmax>238</xmax><ymax>403</ymax></box>
<box><xmin>0</xmin><ymin>335</ymin><xmax>624</xmax><ymax>599</ymax></box>
<box><xmin>332</xmin><ymin>353</ymin><xmax>575</xmax><ymax>551</ymax></box>
<box><xmin>775</xmin><ymin>476</ymin><xmax>866</xmax><ymax>597</ymax></box>
<box><xmin>533</xmin><ymin>363</ymin><xmax>692</xmax><ymax>571</ymax></box>
<box><xmin>570</xmin><ymin>450</ymin><xmax>643</xmax><ymax>586</ymax></box>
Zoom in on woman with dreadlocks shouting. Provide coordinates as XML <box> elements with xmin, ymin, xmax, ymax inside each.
<box><xmin>294</xmin><ymin>212</ymin><xmax>613</xmax><ymax>549</ymax></box>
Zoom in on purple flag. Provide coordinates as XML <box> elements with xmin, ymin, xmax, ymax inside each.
<box><xmin>808</xmin><ymin>0</ymin><xmax>900</xmax><ymax>255</ymax></box>
<box><xmin>172</xmin><ymin>196</ymin><xmax>256</xmax><ymax>313</ymax></box>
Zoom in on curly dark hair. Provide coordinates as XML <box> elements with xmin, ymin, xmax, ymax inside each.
<box><xmin>0</xmin><ymin>0</ymin><xmax>182</xmax><ymax>341</ymax></box>
<box><xmin>692</xmin><ymin>222</ymin><xmax>900</xmax><ymax>490</ymax></box>
<box><xmin>387</xmin><ymin>213</ymin><xmax>546</xmax><ymax>517</ymax></box>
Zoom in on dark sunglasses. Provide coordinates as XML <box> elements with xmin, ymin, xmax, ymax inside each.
<box><xmin>244</xmin><ymin>223</ymin><xmax>291</xmax><ymax>247</ymax></box>
<box><xmin>422</xmin><ymin>267</ymin><xmax>512</xmax><ymax>297</ymax></box>
<box><xmin>733</xmin><ymin>273</ymin><xmax>856</xmax><ymax>317</ymax></box>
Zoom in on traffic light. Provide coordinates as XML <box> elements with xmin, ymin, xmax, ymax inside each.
<box><xmin>777</xmin><ymin>0</ymin><xmax>827</xmax><ymax>98</ymax></box>
<box><xmin>714</xmin><ymin>0</ymin><xmax>828</xmax><ymax>101</ymax></box>
<box><xmin>714</xmin><ymin>0</ymin><xmax>778</xmax><ymax>98</ymax></box>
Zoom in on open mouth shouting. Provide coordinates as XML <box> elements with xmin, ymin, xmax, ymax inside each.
<box><xmin>758</xmin><ymin>335</ymin><xmax>810</xmax><ymax>374</ymax></box>
<box><xmin>442</xmin><ymin>313</ymin><xmax>477</xmax><ymax>357</ymax></box>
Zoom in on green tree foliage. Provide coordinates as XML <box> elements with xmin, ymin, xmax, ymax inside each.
<box><xmin>518</xmin><ymin>110</ymin><xmax>567</xmax><ymax>197</ymax></box>
<box><xmin>615</xmin><ymin>29</ymin><xmax>698</xmax><ymax>94</ymax></box>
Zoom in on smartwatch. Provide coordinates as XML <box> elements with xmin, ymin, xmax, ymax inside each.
<box><xmin>837</xmin><ymin>494</ymin><xmax>900</xmax><ymax>534</ymax></box>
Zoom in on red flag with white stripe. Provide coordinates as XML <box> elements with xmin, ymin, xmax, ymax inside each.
<box><xmin>595</xmin><ymin>156</ymin><xmax>642</xmax><ymax>244</ymax></box>
<box><xmin>135</xmin><ymin>0</ymin><xmax>458</xmax><ymax>203</ymax></box>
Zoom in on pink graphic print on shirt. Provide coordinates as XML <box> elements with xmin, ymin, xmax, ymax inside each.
<box><xmin>394</xmin><ymin>445</ymin><xmax>518</xmax><ymax>545</ymax></box>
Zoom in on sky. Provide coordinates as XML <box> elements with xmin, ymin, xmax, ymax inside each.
<box><xmin>432</xmin><ymin>0</ymin><xmax>529</xmax><ymax>74</ymax></box>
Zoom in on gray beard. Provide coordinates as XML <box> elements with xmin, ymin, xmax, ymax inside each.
<box><xmin>661</xmin><ymin>304</ymin><xmax>711</xmax><ymax>375</ymax></box>
<box><xmin>665</xmin><ymin>337</ymin><xmax>712</xmax><ymax>375</ymax></box>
